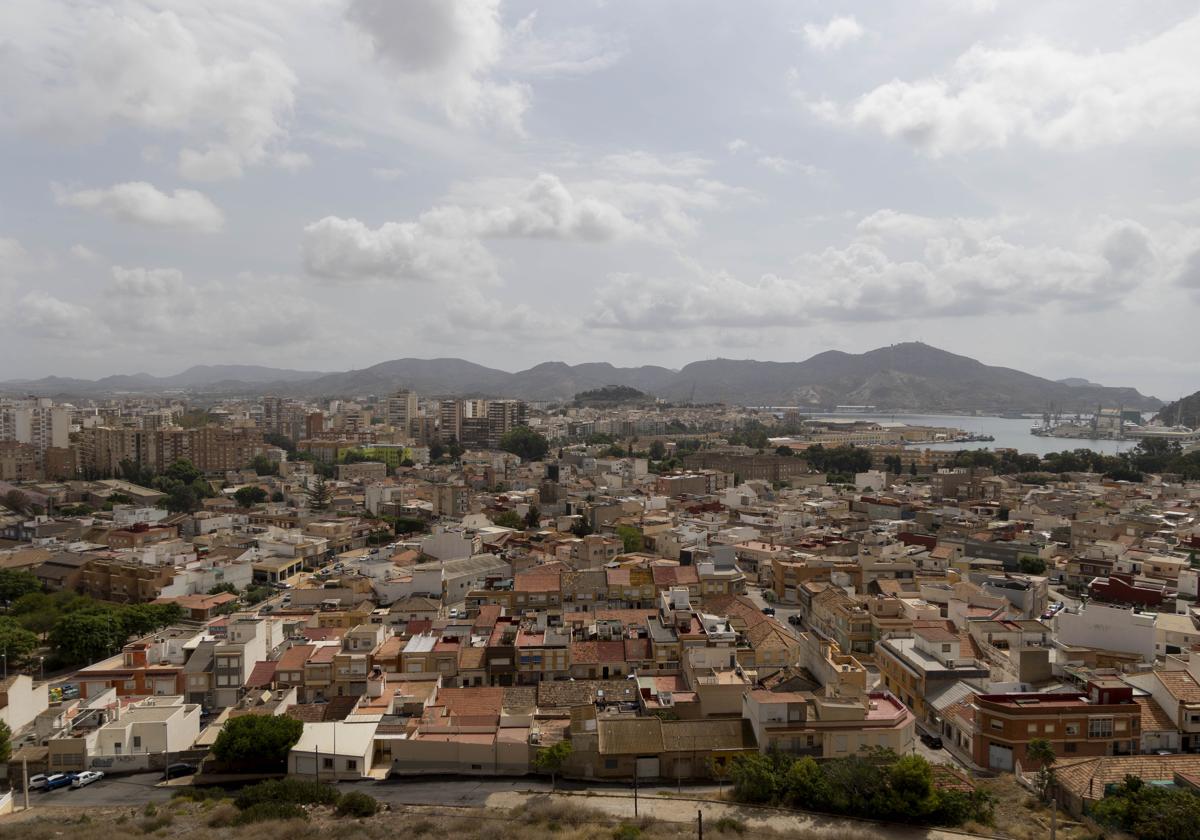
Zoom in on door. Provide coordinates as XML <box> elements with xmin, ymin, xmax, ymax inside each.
<box><xmin>635</xmin><ymin>757</ymin><xmax>659</xmax><ymax>779</ymax></box>
<box><xmin>988</xmin><ymin>744</ymin><xmax>1013</xmax><ymax>771</ymax></box>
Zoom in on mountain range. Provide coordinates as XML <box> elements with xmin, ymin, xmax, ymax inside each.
<box><xmin>0</xmin><ymin>343</ymin><xmax>1163</xmax><ymax>412</ymax></box>
<box><xmin>1155</xmin><ymin>390</ymin><xmax>1200</xmax><ymax>428</ymax></box>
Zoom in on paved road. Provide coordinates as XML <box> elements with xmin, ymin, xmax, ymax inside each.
<box><xmin>19</xmin><ymin>772</ymin><xmax>175</xmax><ymax>809</ymax></box>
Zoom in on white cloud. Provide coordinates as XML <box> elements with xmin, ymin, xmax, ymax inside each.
<box><xmin>727</xmin><ymin>139</ymin><xmax>751</xmax><ymax>154</ymax></box>
<box><xmin>69</xmin><ymin>244</ymin><xmax>102</xmax><ymax>263</ymax></box>
<box><xmin>371</xmin><ymin>167</ymin><xmax>406</xmax><ymax>181</ymax></box>
<box><xmin>801</xmin><ymin>16</ymin><xmax>864</xmax><ymax>52</ymax></box>
<box><xmin>110</xmin><ymin>266</ymin><xmax>187</xmax><ymax>296</ymax></box>
<box><xmin>835</xmin><ymin>12</ymin><xmax>1200</xmax><ymax>155</ymax></box>
<box><xmin>14</xmin><ymin>291</ymin><xmax>93</xmax><ymax>339</ymax></box>
<box><xmin>346</xmin><ymin>0</ymin><xmax>530</xmax><ymax>133</ymax></box>
<box><xmin>0</xmin><ymin>3</ymin><xmax>299</xmax><ymax>180</ymax></box>
<box><xmin>302</xmin><ymin>216</ymin><xmax>498</xmax><ymax>285</ymax></box>
<box><xmin>756</xmin><ymin>155</ymin><xmax>822</xmax><ymax>176</ymax></box>
<box><xmin>590</xmin><ymin>211</ymin><xmax>1166</xmax><ymax>330</ymax></box>
<box><xmin>600</xmin><ymin>151</ymin><xmax>712</xmax><ymax>179</ymax></box>
<box><xmin>54</xmin><ymin>181</ymin><xmax>225</xmax><ymax>233</ymax></box>
<box><xmin>506</xmin><ymin>12</ymin><xmax>626</xmax><ymax>77</ymax></box>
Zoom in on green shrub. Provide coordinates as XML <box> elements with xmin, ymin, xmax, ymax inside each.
<box><xmin>232</xmin><ymin>802</ymin><xmax>309</xmax><ymax>824</ymax></box>
<box><xmin>172</xmin><ymin>785</ymin><xmax>228</xmax><ymax>802</ymax></box>
<box><xmin>138</xmin><ymin>814</ymin><xmax>173</xmax><ymax>833</ymax></box>
<box><xmin>207</xmin><ymin>804</ymin><xmax>239</xmax><ymax>827</ymax></box>
<box><xmin>234</xmin><ymin>778</ymin><xmax>340</xmax><ymax>809</ymax></box>
<box><xmin>612</xmin><ymin>824</ymin><xmax>642</xmax><ymax>840</ymax></box>
<box><xmin>713</xmin><ymin>816</ymin><xmax>746</xmax><ymax>834</ymax></box>
<box><xmin>142</xmin><ymin>803</ymin><xmax>158</xmax><ymax>817</ymax></box>
<box><xmin>335</xmin><ymin>791</ymin><xmax>379</xmax><ymax>818</ymax></box>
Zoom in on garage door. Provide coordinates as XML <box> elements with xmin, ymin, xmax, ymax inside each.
<box><xmin>636</xmin><ymin>757</ymin><xmax>659</xmax><ymax>779</ymax></box>
<box><xmin>988</xmin><ymin>744</ymin><xmax>1013</xmax><ymax>772</ymax></box>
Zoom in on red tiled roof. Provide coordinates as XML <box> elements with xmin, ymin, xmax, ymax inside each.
<box><xmin>245</xmin><ymin>660</ymin><xmax>277</xmax><ymax>688</ymax></box>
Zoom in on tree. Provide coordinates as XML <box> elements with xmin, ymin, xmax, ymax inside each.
<box><xmin>270</xmin><ymin>490</ymin><xmax>285</xmax><ymax>503</ymax></box>
<box><xmin>429</xmin><ymin>441</ymin><xmax>445</xmax><ymax>461</ymax></box>
<box><xmin>884</xmin><ymin>754</ymin><xmax>939</xmax><ymax>821</ymax></box>
<box><xmin>0</xmin><ymin>490</ymin><xmax>31</xmax><ymax>515</ymax></box>
<box><xmin>1018</xmin><ymin>555</ymin><xmax>1047</xmax><ymax>575</ymax></box>
<box><xmin>615</xmin><ymin>524</ymin><xmax>644</xmax><ymax>554</ymax></box>
<box><xmin>306</xmin><ymin>474</ymin><xmax>331</xmax><ymax>510</ymax></box>
<box><xmin>729</xmin><ymin>752</ymin><xmax>779</xmax><ymax>803</ymax></box>
<box><xmin>1027</xmin><ymin>738</ymin><xmax>1057</xmax><ymax>802</ymax></box>
<box><xmin>570</xmin><ymin>518</ymin><xmax>593</xmax><ymax>538</ymax></box>
<box><xmin>532</xmin><ymin>740</ymin><xmax>573</xmax><ymax>790</ymax></box>
<box><xmin>648</xmin><ymin>440</ymin><xmax>667</xmax><ymax>461</ymax></box>
<box><xmin>524</xmin><ymin>505</ymin><xmax>541</xmax><ymax>529</ymax></box>
<box><xmin>0</xmin><ymin>616</ymin><xmax>38</xmax><ymax>663</ymax></box>
<box><xmin>118</xmin><ymin>603</ymin><xmax>183</xmax><ymax>638</ymax></box>
<box><xmin>492</xmin><ymin>510</ymin><xmax>524</xmax><ymax>530</ymax></box>
<box><xmin>50</xmin><ymin>610</ymin><xmax>126</xmax><ymax>665</ymax></box>
<box><xmin>498</xmin><ymin>426</ymin><xmax>549</xmax><ymax>461</ymax></box>
<box><xmin>775</xmin><ymin>445</ymin><xmax>795</xmax><ymax>457</ymax></box>
<box><xmin>234</xmin><ymin>486</ymin><xmax>269</xmax><ymax>509</ymax></box>
<box><xmin>163</xmin><ymin>458</ymin><xmax>203</xmax><ymax>485</ymax></box>
<box><xmin>0</xmin><ymin>719</ymin><xmax>11</xmax><ymax>764</ymax></box>
<box><xmin>0</xmin><ymin>568</ymin><xmax>41</xmax><ymax>604</ymax></box>
<box><xmin>1091</xmin><ymin>774</ymin><xmax>1200</xmax><ymax>840</ymax></box>
<box><xmin>243</xmin><ymin>585</ymin><xmax>273</xmax><ymax>605</ymax></box>
<box><xmin>212</xmin><ymin>714</ymin><xmax>304</xmax><ymax>772</ymax></box>
<box><xmin>251</xmin><ymin>455</ymin><xmax>278</xmax><ymax>476</ymax></box>
<box><xmin>209</xmin><ymin>582</ymin><xmax>239</xmax><ymax>596</ymax></box>
<box><xmin>783</xmin><ymin>756</ymin><xmax>828</xmax><ymax>808</ymax></box>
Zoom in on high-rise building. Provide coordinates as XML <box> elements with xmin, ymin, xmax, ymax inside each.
<box><xmin>0</xmin><ymin>398</ymin><xmax>70</xmax><ymax>455</ymax></box>
<box><xmin>385</xmin><ymin>390</ymin><xmax>419</xmax><ymax>437</ymax></box>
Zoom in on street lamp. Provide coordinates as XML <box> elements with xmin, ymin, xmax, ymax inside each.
<box><xmin>39</xmin><ymin>656</ymin><xmax>45</xmax><ymax>681</ymax></box>
<box><xmin>1</xmin><ymin>651</ymin><xmax>6</xmax><ymax>681</ymax></box>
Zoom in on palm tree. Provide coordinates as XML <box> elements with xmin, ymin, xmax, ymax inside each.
<box><xmin>1027</xmin><ymin>738</ymin><xmax>1057</xmax><ymax>801</ymax></box>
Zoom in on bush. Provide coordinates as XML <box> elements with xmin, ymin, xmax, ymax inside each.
<box><xmin>232</xmin><ymin>802</ymin><xmax>309</xmax><ymax>825</ymax></box>
<box><xmin>172</xmin><ymin>785</ymin><xmax>228</xmax><ymax>802</ymax></box>
<box><xmin>335</xmin><ymin>791</ymin><xmax>379</xmax><ymax>818</ymax></box>
<box><xmin>712</xmin><ymin>816</ymin><xmax>746</xmax><ymax>834</ymax></box>
<box><xmin>234</xmin><ymin>778</ymin><xmax>341</xmax><ymax>810</ymax></box>
<box><xmin>612</xmin><ymin>824</ymin><xmax>642</xmax><ymax>840</ymax></box>
<box><xmin>138</xmin><ymin>814</ymin><xmax>173</xmax><ymax>833</ymax></box>
<box><xmin>207</xmin><ymin>804</ymin><xmax>239</xmax><ymax>827</ymax></box>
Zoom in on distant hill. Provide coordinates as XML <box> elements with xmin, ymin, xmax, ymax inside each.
<box><xmin>0</xmin><ymin>342</ymin><xmax>1161</xmax><ymax>412</ymax></box>
<box><xmin>1156</xmin><ymin>390</ymin><xmax>1200</xmax><ymax>428</ymax></box>
<box><xmin>1057</xmin><ymin>377</ymin><xmax>1100</xmax><ymax>388</ymax></box>
<box><xmin>573</xmin><ymin>385</ymin><xmax>651</xmax><ymax>406</ymax></box>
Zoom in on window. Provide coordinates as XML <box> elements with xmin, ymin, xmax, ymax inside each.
<box><xmin>323</xmin><ymin>758</ymin><xmax>334</xmax><ymax>769</ymax></box>
<box><xmin>1065</xmin><ymin>723</ymin><xmax>1080</xmax><ymax>736</ymax></box>
<box><xmin>1045</xmin><ymin>724</ymin><xmax>1055</xmax><ymax>734</ymax></box>
<box><xmin>990</xmin><ymin>720</ymin><xmax>1003</xmax><ymax>731</ymax></box>
<box><xmin>346</xmin><ymin>760</ymin><xmax>357</xmax><ymax>771</ymax></box>
<box><xmin>605</xmin><ymin>759</ymin><xmax>619</xmax><ymax>770</ymax></box>
<box><xmin>1089</xmin><ymin>718</ymin><xmax>1114</xmax><ymax>738</ymax></box>
<box><xmin>1027</xmin><ymin>724</ymin><xmax>1038</xmax><ymax>734</ymax></box>
<box><xmin>941</xmin><ymin>644</ymin><xmax>952</xmax><ymax>653</ymax></box>
<box><xmin>1065</xmin><ymin>742</ymin><xmax>1077</xmax><ymax>753</ymax></box>
<box><xmin>133</xmin><ymin>736</ymin><xmax>142</xmax><ymax>749</ymax></box>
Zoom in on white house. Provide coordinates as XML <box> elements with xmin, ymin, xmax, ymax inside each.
<box><xmin>288</xmin><ymin>720</ymin><xmax>377</xmax><ymax>780</ymax></box>
<box><xmin>0</xmin><ymin>674</ymin><xmax>49</xmax><ymax>733</ymax></box>
<box><xmin>1057</xmin><ymin>603</ymin><xmax>1157</xmax><ymax>662</ymax></box>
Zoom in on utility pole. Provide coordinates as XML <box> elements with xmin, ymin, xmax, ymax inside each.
<box><xmin>697</xmin><ymin>809</ymin><xmax>703</xmax><ymax>840</ymax></box>
<box><xmin>633</xmin><ymin>770</ymin><xmax>638</xmax><ymax>818</ymax></box>
<box><xmin>22</xmin><ymin>757</ymin><xmax>30</xmax><ymax>811</ymax></box>
<box><xmin>1050</xmin><ymin>797</ymin><xmax>1057</xmax><ymax>840</ymax></box>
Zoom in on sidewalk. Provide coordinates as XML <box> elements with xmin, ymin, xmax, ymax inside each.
<box><xmin>483</xmin><ymin>789</ymin><xmax>1001</xmax><ymax>840</ymax></box>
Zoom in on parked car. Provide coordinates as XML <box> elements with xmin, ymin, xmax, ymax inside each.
<box><xmin>448</xmin><ymin>608</ymin><xmax>461</xmax><ymax>619</ymax></box>
<box><xmin>787</xmin><ymin>614</ymin><xmax>803</xmax><ymax>626</ymax></box>
<box><xmin>44</xmin><ymin>773</ymin><xmax>76</xmax><ymax>791</ymax></box>
<box><xmin>760</xmin><ymin>606</ymin><xmax>776</xmax><ymax>616</ymax></box>
<box><xmin>71</xmin><ymin>770</ymin><xmax>104</xmax><ymax>789</ymax></box>
<box><xmin>28</xmin><ymin>774</ymin><xmax>49</xmax><ymax>790</ymax></box>
<box><xmin>165</xmin><ymin>763</ymin><xmax>197</xmax><ymax>779</ymax></box>
<box><xmin>919</xmin><ymin>731</ymin><xmax>944</xmax><ymax>750</ymax></box>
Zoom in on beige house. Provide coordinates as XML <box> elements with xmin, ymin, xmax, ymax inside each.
<box><xmin>0</xmin><ymin>674</ymin><xmax>49</xmax><ymax>733</ymax></box>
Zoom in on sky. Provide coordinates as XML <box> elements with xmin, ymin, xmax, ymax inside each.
<box><xmin>1</xmin><ymin>0</ymin><xmax>1199</xmax><ymax>401</ymax></box>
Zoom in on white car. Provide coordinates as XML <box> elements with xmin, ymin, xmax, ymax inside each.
<box><xmin>71</xmin><ymin>770</ymin><xmax>104</xmax><ymax>788</ymax></box>
<box><xmin>27</xmin><ymin>774</ymin><xmax>49</xmax><ymax>790</ymax></box>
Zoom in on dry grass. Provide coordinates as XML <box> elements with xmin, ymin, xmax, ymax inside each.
<box><xmin>977</xmin><ymin>774</ymin><xmax>1098</xmax><ymax>840</ymax></box>
<box><xmin>0</xmin><ymin>797</ymin><xmax>941</xmax><ymax>840</ymax></box>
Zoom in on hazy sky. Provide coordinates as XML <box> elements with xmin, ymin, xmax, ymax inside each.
<box><xmin>2</xmin><ymin>1</ymin><xmax>1199</xmax><ymax>400</ymax></box>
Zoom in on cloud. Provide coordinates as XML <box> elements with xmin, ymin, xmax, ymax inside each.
<box><xmin>506</xmin><ymin>12</ymin><xmax>626</xmax><ymax>77</ymax></box>
<box><xmin>801</xmin><ymin>16</ymin><xmax>864</xmax><ymax>52</ymax></box>
<box><xmin>1</xmin><ymin>3</ymin><xmax>299</xmax><ymax>180</ymax></box>
<box><xmin>600</xmin><ymin>151</ymin><xmax>712</xmax><ymax>179</ymax></box>
<box><xmin>371</xmin><ymin>167</ymin><xmax>407</xmax><ymax>181</ymax></box>
<box><xmin>832</xmin><ymin>12</ymin><xmax>1200</xmax><ymax>155</ymax></box>
<box><xmin>346</xmin><ymin>0</ymin><xmax>530</xmax><ymax>133</ymax></box>
<box><xmin>69</xmin><ymin>244</ymin><xmax>102</xmax><ymax>263</ymax></box>
<box><xmin>14</xmin><ymin>291</ymin><xmax>93</xmax><ymax>339</ymax></box>
<box><xmin>755</xmin><ymin>155</ymin><xmax>822</xmax><ymax>177</ymax></box>
<box><xmin>110</xmin><ymin>266</ymin><xmax>187</xmax><ymax>296</ymax></box>
<box><xmin>727</xmin><ymin>139</ymin><xmax>751</xmax><ymax>154</ymax></box>
<box><xmin>589</xmin><ymin>212</ymin><xmax>1164</xmax><ymax>330</ymax></box>
<box><xmin>302</xmin><ymin>216</ymin><xmax>498</xmax><ymax>285</ymax></box>
<box><xmin>54</xmin><ymin>181</ymin><xmax>225</xmax><ymax>233</ymax></box>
